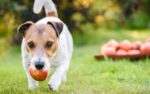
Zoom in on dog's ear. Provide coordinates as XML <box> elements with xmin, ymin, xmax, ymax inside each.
<box><xmin>17</xmin><ymin>21</ymin><xmax>34</xmax><ymax>37</ymax></box>
<box><xmin>47</xmin><ymin>22</ymin><xmax>63</xmax><ymax>37</ymax></box>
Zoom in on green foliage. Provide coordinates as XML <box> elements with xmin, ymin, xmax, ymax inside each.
<box><xmin>0</xmin><ymin>0</ymin><xmax>25</xmax><ymax>15</ymax></box>
<box><xmin>0</xmin><ymin>13</ymin><xmax>19</xmax><ymax>41</ymax></box>
<box><xmin>126</xmin><ymin>12</ymin><xmax>150</xmax><ymax>29</ymax></box>
<box><xmin>0</xmin><ymin>0</ymin><xmax>150</xmax><ymax>46</ymax></box>
<box><xmin>0</xmin><ymin>39</ymin><xmax>9</xmax><ymax>56</ymax></box>
<box><xmin>0</xmin><ymin>0</ymin><xmax>24</xmax><ymax>44</ymax></box>
<box><xmin>56</xmin><ymin>0</ymin><xmax>150</xmax><ymax>33</ymax></box>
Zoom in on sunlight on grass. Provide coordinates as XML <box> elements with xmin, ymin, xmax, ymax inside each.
<box><xmin>126</xmin><ymin>30</ymin><xmax>150</xmax><ymax>41</ymax></box>
<box><xmin>73</xmin><ymin>29</ymin><xmax>150</xmax><ymax>46</ymax></box>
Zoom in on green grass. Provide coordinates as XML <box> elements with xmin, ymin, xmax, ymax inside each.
<box><xmin>0</xmin><ymin>30</ymin><xmax>150</xmax><ymax>94</ymax></box>
<box><xmin>73</xmin><ymin>29</ymin><xmax>150</xmax><ymax>46</ymax></box>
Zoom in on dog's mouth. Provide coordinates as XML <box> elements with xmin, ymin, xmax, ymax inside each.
<box><xmin>29</xmin><ymin>66</ymin><xmax>48</xmax><ymax>81</ymax></box>
<box><xmin>28</xmin><ymin>60</ymin><xmax>50</xmax><ymax>81</ymax></box>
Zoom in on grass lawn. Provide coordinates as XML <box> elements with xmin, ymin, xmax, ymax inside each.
<box><xmin>0</xmin><ymin>30</ymin><xmax>150</xmax><ymax>94</ymax></box>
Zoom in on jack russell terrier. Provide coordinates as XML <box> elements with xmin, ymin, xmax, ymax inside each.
<box><xmin>17</xmin><ymin>0</ymin><xmax>73</xmax><ymax>91</ymax></box>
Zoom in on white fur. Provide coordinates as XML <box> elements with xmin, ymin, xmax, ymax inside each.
<box><xmin>22</xmin><ymin>17</ymin><xmax>73</xmax><ymax>91</ymax></box>
<box><xmin>21</xmin><ymin>0</ymin><xmax>73</xmax><ymax>91</ymax></box>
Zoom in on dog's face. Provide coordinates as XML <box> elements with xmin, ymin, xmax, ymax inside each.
<box><xmin>18</xmin><ymin>21</ymin><xmax>63</xmax><ymax>71</ymax></box>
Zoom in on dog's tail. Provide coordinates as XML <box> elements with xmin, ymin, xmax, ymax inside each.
<box><xmin>33</xmin><ymin>0</ymin><xmax>58</xmax><ymax>17</ymax></box>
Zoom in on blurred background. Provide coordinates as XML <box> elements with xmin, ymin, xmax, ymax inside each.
<box><xmin>0</xmin><ymin>0</ymin><xmax>150</xmax><ymax>54</ymax></box>
<box><xmin>0</xmin><ymin>1</ymin><xmax>150</xmax><ymax>93</ymax></box>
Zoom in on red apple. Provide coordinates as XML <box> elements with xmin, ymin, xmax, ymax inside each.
<box><xmin>116</xmin><ymin>49</ymin><xmax>127</xmax><ymax>55</ymax></box>
<box><xmin>119</xmin><ymin>40</ymin><xmax>132</xmax><ymax>51</ymax></box>
<box><xmin>106</xmin><ymin>39</ymin><xmax>119</xmax><ymax>48</ymax></box>
<box><xmin>140</xmin><ymin>43</ymin><xmax>150</xmax><ymax>55</ymax></box>
<box><xmin>101</xmin><ymin>46</ymin><xmax>116</xmax><ymax>55</ymax></box>
<box><xmin>131</xmin><ymin>41</ymin><xmax>142</xmax><ymax>50</ymax></box>
<box><xmin>128</xmin><ymin>50</ymin><xmax>140</xmax><ymax>55</ymax></box>
<box><xmin>29</xmin><ymin>67</ymin><xmax>48</xmax><ymax>81</ymax></box>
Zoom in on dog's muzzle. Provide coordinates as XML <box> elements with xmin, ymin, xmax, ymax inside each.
<box><xmin>35</xmin><ymin>61</ymin><xmax>45</xmax><ymax>70</ymax></box>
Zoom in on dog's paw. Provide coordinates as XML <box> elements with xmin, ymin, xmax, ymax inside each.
<box><xmin>29</xmin><ymin>85</ymin><xmax>37</xmax><ymax>90</ymax></box>
<box><xmin>48</xmin><ymin>77</ymin><xmax>61</xmax><ymax>91</ymax></box>
<box><xmin>62</xmin><ymin>74</ymin><xmax>67</xmax><ymax>82</ymax></box>
<box><xmin>48</xmin><ymin>84</ymin><xmax>58</xmax><ymax>91</ymax></box>
<box><xmin>28</xmin><ymin>82</ymin><xmax>39</xmax><ymax>90</ymax></box>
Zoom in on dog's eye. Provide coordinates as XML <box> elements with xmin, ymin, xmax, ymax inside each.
<box><xmin>45</xmin><ymin>41</ymin><xmax>53</xmax><ymax>48</ymax></box>
<box><xmin>28</xmin><ymin>41</ymin><xmax>35</xmax><ymax>49</ymax></box>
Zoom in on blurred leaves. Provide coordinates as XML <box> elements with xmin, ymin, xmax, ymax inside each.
<box><xmin>0</xmin><ymin>13</ymin><xmax>18</xmax><ymax>40</ymax></box>
<box><xmin>126</xmin><ymin>12</ymin><xmax>150</xmax><ymax>29</ymax></box>
<box><xmin>0</xmin><ymin>0</ymin><xmax>150</xmax><ymax>46</ymax></box>
<box><xmin>73</xmin><ymin>0</ymin><xmax>95</xmax><ymax>9</ymax></box>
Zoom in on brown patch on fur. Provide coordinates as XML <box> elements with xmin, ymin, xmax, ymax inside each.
<box><xmin>47</xmin><ymin>12</ymin><xmax>58</xmax><ymax>17</ymax></box>
<box><xmin>25</xmin><ymin>24</ymin><xmax>58</xmax><ymax>58</ymax></box>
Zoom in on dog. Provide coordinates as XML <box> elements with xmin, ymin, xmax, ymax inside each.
<box><xmin>17</xmin><ymin>0</ymin><xmax>73</xmax><ymax>91</ymax></box>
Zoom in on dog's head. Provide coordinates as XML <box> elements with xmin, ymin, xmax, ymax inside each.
<box><xmin>18</xmin><ymin>21</ymin><xmax>63</xmax><ymax>71</ymax></box>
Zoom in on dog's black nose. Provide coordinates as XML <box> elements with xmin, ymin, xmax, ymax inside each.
<box><xmin>35</xmin><ymin>61</ymin><xmax>44</xmax><ymax>70</ymax></box>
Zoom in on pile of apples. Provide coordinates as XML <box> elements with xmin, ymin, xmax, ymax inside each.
<box><xmin>101</xmin><ymin>38</ymin><xmax>150</xmax><ymax>56</ymax></box>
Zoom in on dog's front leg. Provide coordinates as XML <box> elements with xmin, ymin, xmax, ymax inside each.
<box><xmin>23</xmin><ymin>61</ymin><xmax>39</xmax><ymax>90</ymax></box>
<box><xmin>48</xmin><ymin>60</ymin><xmax>69</xmax><ymax>91</ymax></box>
